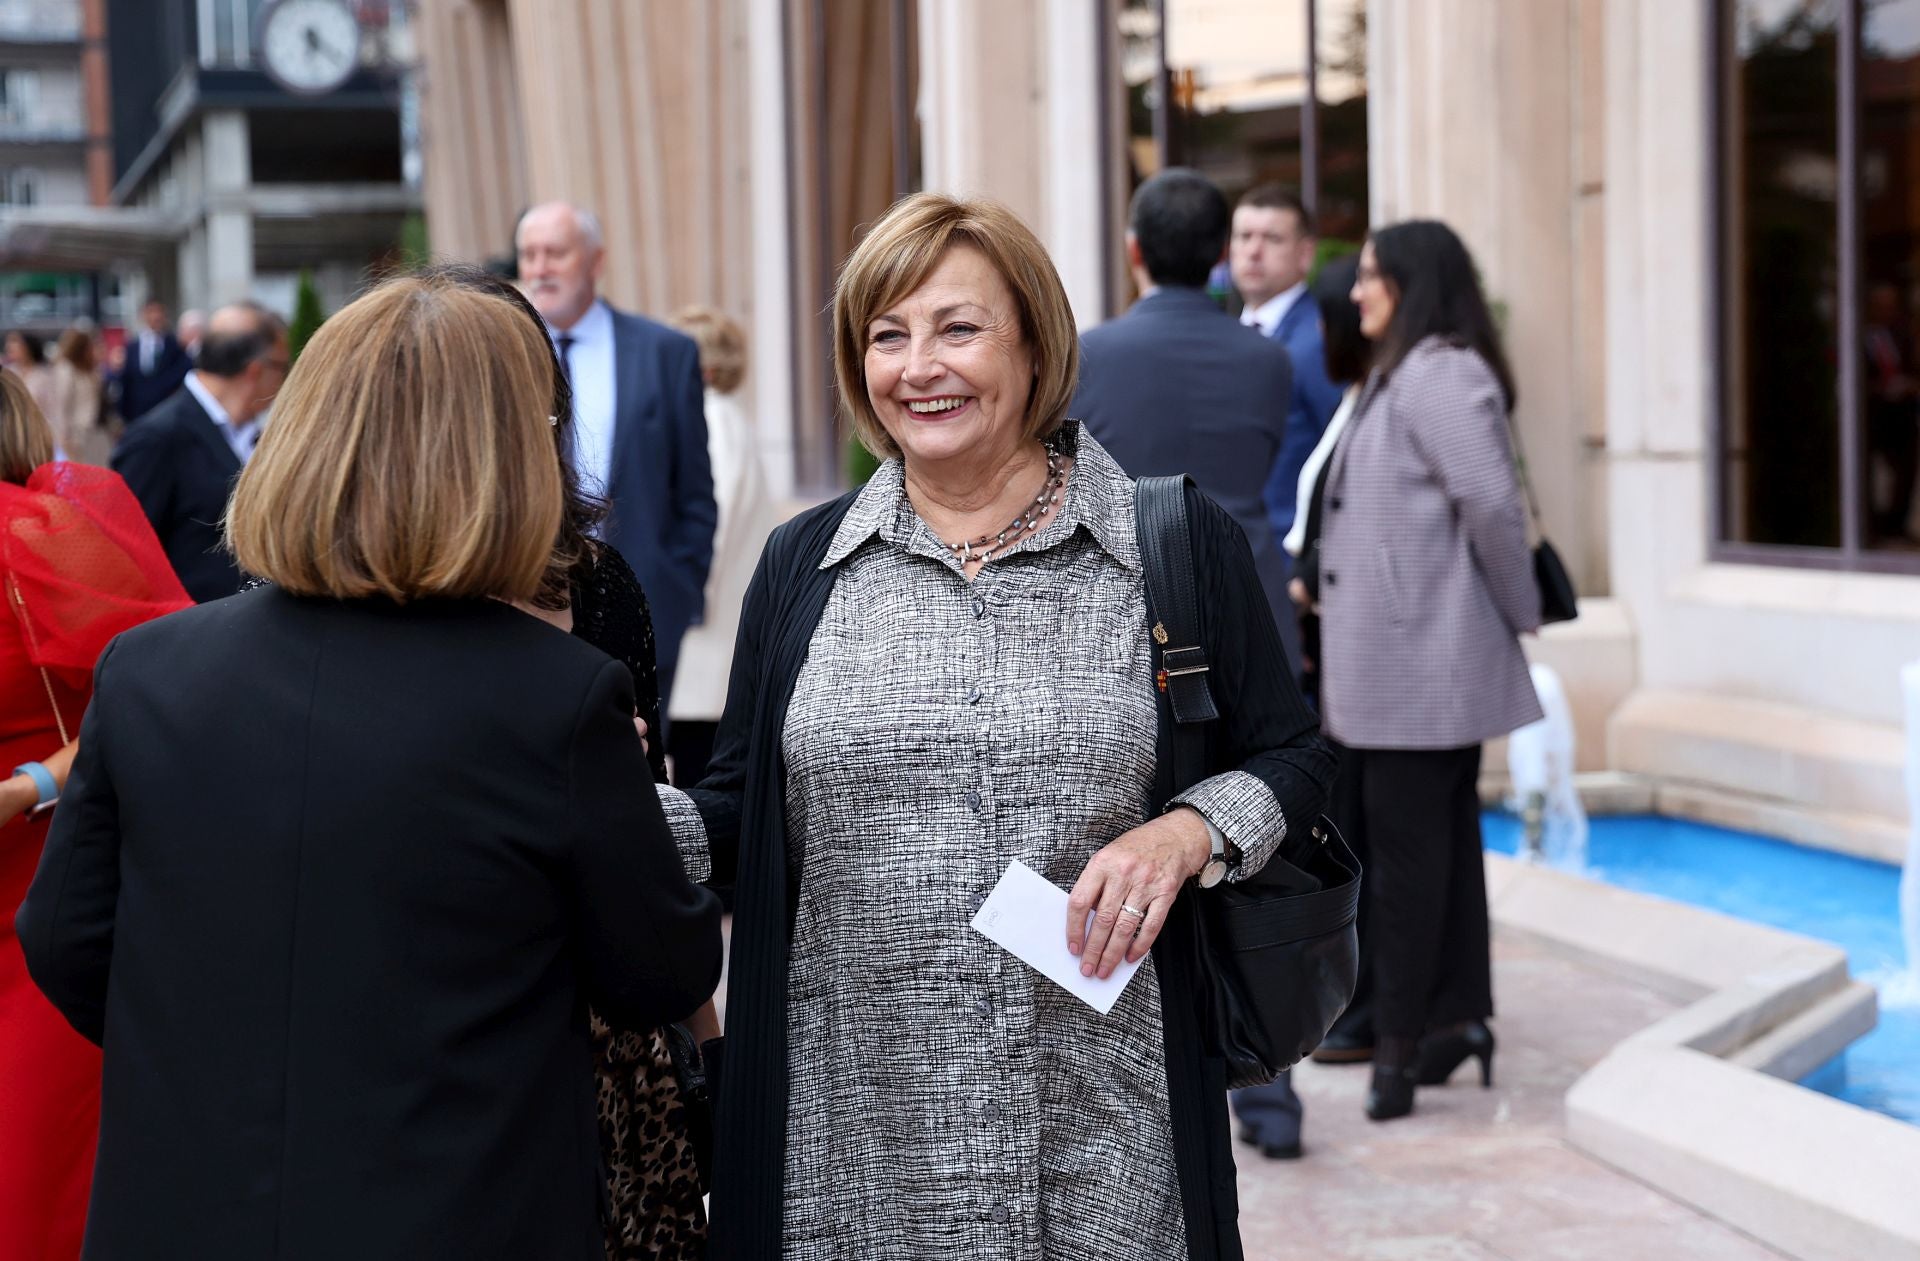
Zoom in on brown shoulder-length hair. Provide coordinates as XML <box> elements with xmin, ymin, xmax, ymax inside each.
<box><xmin>832</xmin><ymin>192</ymin><xmax>1080</xmax><ymax>461</ymax></box>
<box><xmin>0</xmin><ymin>369</ymin><xmax>54</xmax><ymax>483</ymax></box>
<box><xmin>225</xmin><ymin>272</ymin><xmax>564</xmax><ymax>602</ymax></box>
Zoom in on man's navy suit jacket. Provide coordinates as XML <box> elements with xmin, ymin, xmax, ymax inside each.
<box><xmin>1073</xmin><ymin>285</ymin><xmax>1295</xmax><ymax>639</ymax></box>
<box><xmin>1260</xmin><ymin>292</ymin><xmax>1345</xmax><ymax>539</ymax></box>
<box><xmin>110</xmin><ymin>385</ymin><xmax>245</xmax><ymax>603</ymax></box>
<box><xmin>600</xmin><ymin>306</ymin><xmax>716</xmax><ymax>679</ymax></box>
<box><xmin>117</xmin><ymin>335</ymin><xmax>192</xmax><ymax>424</ymax></box>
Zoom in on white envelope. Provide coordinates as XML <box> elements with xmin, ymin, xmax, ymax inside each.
<box><xmin>969</xmin><ymin>860</ymin><xmax>1145</xmax><ymax>1015</ymax></box>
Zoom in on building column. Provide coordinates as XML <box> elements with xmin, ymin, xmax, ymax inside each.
<box><xmin>201</xmin><ymin>110</ymin><xmax>254</xmax><ymax>305</ymax></box>
<box><xmin>917</xmin><ymin>0</ymin><xmax>1106</xmax><ymax>327</ymax></box>
<box><xmin>1363</xmin><ymin>0</ymin><xmax>1605</xmax><ymax>595</ymax></box>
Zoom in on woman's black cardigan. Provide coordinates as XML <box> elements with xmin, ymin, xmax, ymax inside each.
<box><xmin>687</xmin><ymin>481</ymin><xmax>1336</xmax><ymax>1260</ymax></box>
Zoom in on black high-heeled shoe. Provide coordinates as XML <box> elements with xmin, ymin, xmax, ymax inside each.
<box><xmin>1364</xmin><ymin>1037</ymin><xmax>1418</xmax><ymax>1122</ymax></box>
<box><xmin>1414</xmin><ymin>1020</ymin><xmax>1495</xmax><ymax>1088</ymax></box>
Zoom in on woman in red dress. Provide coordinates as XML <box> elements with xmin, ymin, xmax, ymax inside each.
<box><xmin>0</xmin><ymin>371</ymin><xmax>190</xmax><ymax>1259</ymax></box>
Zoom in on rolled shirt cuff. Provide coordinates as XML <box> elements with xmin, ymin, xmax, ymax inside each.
<box><xmin>655</xmin><ymin>784</ymin><xmax>713</xmax><ymax>885</ymax></box>
<box><xmin>1170</xmin><ymin>769</ymin><xmax>1288</xmax><ymax>882</ymax></box>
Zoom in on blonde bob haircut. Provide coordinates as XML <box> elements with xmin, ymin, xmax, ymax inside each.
<box><xmin>833</xmin><ymin>192</ymin><xmax>1080</xmax><ymax>461</ymax></box>
<box><xmin>226</xmin><ymin>272</ymin><xmax>564</xmax><ymax>603</ymax></box>
<box><xmin>671</xmin><ymin>305</ymin><xmax>748</xmax><ymax>394</ymax></box>
<box><xmin>0</xmin><ymin>369</ymin><xmax>54</xmax><ymax>484</ymax></box>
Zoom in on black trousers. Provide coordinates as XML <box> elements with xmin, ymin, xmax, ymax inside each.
<box><xmin>1320</xmin><ymin>736</ymin><xmax>1373</xmax><ymax>1043</ymax></box>
<box><xmin>1353</xmin><ymin>744</ymin><xmax>1492</xmax><ymax>1040</ymax></box>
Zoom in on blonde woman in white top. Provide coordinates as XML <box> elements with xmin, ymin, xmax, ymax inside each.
<box><xmin>666</xmin><ymin>306</ymin><xmax>781</xmax><ymax>785</ymax></box>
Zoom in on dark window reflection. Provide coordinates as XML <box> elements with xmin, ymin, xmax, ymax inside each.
<box><xmin>1862</xmin><ymin>0</ymin><xmax>1920</xmax><ymax>549</ymax></box>
<box><xmin>1316</xmin><ymin>0</ymin><xmax>1369</xmax><ymax>246</ymax></box>
<box><xmin>1164</xmin><ymin>0</ymin><xmax>1310</xmax><ymax>205</ymax></box>
<box><xmin>1722</xmin><ymin>0</ymin><xmax>1842</xmax><ymax>548</ymax></box>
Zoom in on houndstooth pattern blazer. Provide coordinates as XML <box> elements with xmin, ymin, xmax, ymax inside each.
<box><xmin>1317</xmin><ymin>337</ymin><xmax>1543</xmax><ymax>749</ymax></box>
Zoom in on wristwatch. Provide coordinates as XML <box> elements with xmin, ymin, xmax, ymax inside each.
<box><xmin>1192</xmin><ymin>810</ymin><xmax>1236</xmax><ymax>888</ymax></box>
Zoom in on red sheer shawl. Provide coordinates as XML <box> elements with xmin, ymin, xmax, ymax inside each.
<box><xmin>3</xmin><ymin>462</ymin><xmax>192</xmax><ymax>689</ymax></box>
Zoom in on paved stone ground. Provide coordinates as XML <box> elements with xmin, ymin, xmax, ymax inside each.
<box><xmin>1234</xmin><ymin>929</ymin><xmax>1792</xmax><ymax>1260</ymax></box>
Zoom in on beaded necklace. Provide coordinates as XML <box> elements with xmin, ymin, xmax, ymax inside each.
<box><xmin>937</xmin><ymin>441</ymin><xmax>1067</xmax><ymax>567</ymax></box>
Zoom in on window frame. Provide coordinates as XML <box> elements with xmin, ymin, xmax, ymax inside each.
<box><xmin>1711</xmin><ymin>0</ymin><xmax>1920</xmax><ymax>575</ymax></box>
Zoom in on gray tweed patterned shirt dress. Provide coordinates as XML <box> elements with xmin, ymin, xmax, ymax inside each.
<box><xmin>661</xmin><ymin>426</ymin><xmax>1291</xmax><ymax>1259</ymax></box>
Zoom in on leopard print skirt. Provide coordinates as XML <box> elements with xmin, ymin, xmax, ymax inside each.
<box><xmin>591</xmin><ymin>1015</ymin><xmax>706</xmax><ymax>1260</ymax></box>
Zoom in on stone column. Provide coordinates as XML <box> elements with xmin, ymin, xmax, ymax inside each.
<box><xmin>1365</xmin><ymin>0</ymin><xmax>1606</xmax><ymax>595</ymax></box>
<box><xmin>918</xmin><ymin>0</ymin><xmax>1107</xmax><ymax>328</ymax></box>
<box><xmin>201</xmin><ymin>110</ymin><xmax>254</xmax><ymax>305</ymax></box>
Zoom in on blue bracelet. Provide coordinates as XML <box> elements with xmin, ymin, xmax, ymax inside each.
<box><xmin>12</xmin><ymin>762</ymin><xmax>57</xmax><ymax>808</ymax></box>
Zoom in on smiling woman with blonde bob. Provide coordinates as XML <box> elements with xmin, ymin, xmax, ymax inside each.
<box><xmin>19</xmin><ymin>271</ymin><xmax>722</xmax><ymax>1261</ymax></box>
<box><xmin>657</xmin><ymin>193</ymin><xmax>1334</xmax><ymax>1259</ymax></box>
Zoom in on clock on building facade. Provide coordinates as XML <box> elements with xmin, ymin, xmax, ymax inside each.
<box><xmin>256</xmin><ymin>0</ymin><xmax>361</xmax><ymax>97</ymax></box>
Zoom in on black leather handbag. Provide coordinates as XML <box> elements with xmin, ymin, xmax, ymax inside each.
<box><xmin>1506</xmin><ymin>417</ymin><xmax>1579</xmax><ymax>625</ymax></box>
<box><xmin>1135</xmin><ymin>476</ymin><xmax>1362</xmax><ymax>1088</ymax></box>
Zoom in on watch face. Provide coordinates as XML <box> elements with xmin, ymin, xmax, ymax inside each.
<box><xmin>1198</xmin><ymin>859</ymin><xmax>1228</xmax><ymax>889</ymax></box>
<box><xmin>259</xmin><ymin>0</ymin><xmax>360</xmax><ymax>96</ymax></box>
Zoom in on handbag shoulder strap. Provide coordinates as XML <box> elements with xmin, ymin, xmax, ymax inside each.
<box><xmin>1134</xmin><ymin>475</ymin><xmax>1216</xmax><ymax>795</ymax></box>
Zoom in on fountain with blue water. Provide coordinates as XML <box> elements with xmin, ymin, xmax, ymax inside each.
<box><xmin>1505</xmin><ymin>663</ymin><xmax>1589</xmax><ymax>873</ymax></box>
<box><xmin>1890</xmin><ymin>660</ymin><xmax>1920</xmax><ymax>1010</ymax></box>
<box><xmin>1480</xmin><ymin>659</ymin><xmax>1920</xmax><ymax>1126</ymax></box>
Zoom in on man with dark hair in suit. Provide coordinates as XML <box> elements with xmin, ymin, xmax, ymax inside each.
<box><xmin>1071</xmin><ymin>167</ymin><xmax>1309</xmax><ymax>1163</ymax></box>
<box><xmin>112</xmin><ymin>302</ymin><xmax>289</xmax><ymax>602</ymax></box>
<box><xmin>115</xmin><ymin>299</ymin><xmax>195</xmax><ymax>424</ymax></box>
<box><xmin>1075</xmin><ymin>169</ymin><xmax>1297</xmax><ymax>660</ymax></box>
<box><xmin>1232</xmin><ymin>185</ymin><xmax>1346</xmax><ymax>557</ymax></box>
<box><xmin>516</xmin><ymin>202</ymin><xmax>716</xmax><ymax>714</ymax></box>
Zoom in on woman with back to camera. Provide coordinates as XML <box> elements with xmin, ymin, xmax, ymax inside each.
<box><xmin>437</xmin><ymin>264</ymin><xmax>718</xmax><ymax>1259</ymax></box>
<box><xmin>1316</xmin><ymin>220</ymin><xmax>1542</xmax><ymax>1121</ymax></box>
<box><xmin>0</xmin><ymin>373</ymin><xmax>189</xmax><ymax>1261</ymax></box>
<box><xmin>17</xmin><ymin>270</ymin><xmax>724</xmax><ymax>1261</ymax></box>
<box><xmin>660</xmin><ymin>192</ymin><xmax>1336</xmax><ymax>1259</ymax></box>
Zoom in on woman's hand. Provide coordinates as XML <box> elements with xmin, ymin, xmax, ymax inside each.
<box><xmin>0</xmin><ymin>773</ymin><xmax>36</xmax><ymax>828</ymax></box>
<box><xmin>634</xmin><ymin>717</ymin><xmax>651</xmax><ymax>756</ymax></box>
<box><xmin>1067</xmin><ymin>808</ymin><xmax>1210</xmax><ymax>980</ymax></box>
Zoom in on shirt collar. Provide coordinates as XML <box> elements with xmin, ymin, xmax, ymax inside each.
<box><xmin>1241</xmin><ymin>281</ymin><xmax>1308</xmax><ymax>336</ymax></box>
<box><xmin>819</xmin><ymin>421</ymin><xmax>1141</xmax><ymax>574</ymax></box>
<box><xmin>184</xmin><ymin>370</ymin><xmax>237</xmax><ymax>430</ymax></box>
<box><xmin>547</xmin><ymin>299</ymin><xmax>611</xmax><ymax>347</ymax></box>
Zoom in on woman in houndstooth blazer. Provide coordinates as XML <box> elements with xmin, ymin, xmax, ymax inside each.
<box><xmin>1318</xmin><ymin>220</ymin><xmax>1543</xmax><ymax>1123</ymax></box>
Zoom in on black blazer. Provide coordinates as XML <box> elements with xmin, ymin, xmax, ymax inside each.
<box><xmin>116</xmin><ymin>333</ymin><xmax>192</xmax><ymax>422</ymax></box>
<box><xmin>689</xmin><ymin>478</ymin><xmax>1334</xmax><ymax>1259</ymax></box>
<box><xmin>17</xmin><ymin>588</ymin><xmax>723</xmax><ymax>1261</ymax></box>
<box><xmin>1073</xmin><ymin>287</ymin><xmax>1296</xmax><ymax>638</ymax></box>
<box><xmin>110</xmin><ymin>385</ymin><xmax>246</xmax><ymax>602</ymax></box>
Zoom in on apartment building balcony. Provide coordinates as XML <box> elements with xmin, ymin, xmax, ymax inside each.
<box><xmin>0</xmin><ymin>0</ymin><xmax>81</xmax><ymax>46</ymax></box>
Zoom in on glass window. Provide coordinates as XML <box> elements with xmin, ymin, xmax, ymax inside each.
<box><xmin>1164</xmin><ymin>0</ymin><xmax>1310</xmax><ymax>205</ymax></box>
<box><xmin>1719</xmin><ymin>0</ymin><xmax>1843</xmax><ymax>550</ymax></box>
<box><xmin>1315</xmin><ymin>0</ymin><xmax>1369</xmax><ymax>245</ymax></box>
<box><xmin>1717</xmin><ymin>0</ymin><xmax>1920</xmax><ymax>565</ymax></box>
<box><xmin>1113</xmin><ymin>0</ymin><xmax>1369</xmax><ymax>315</ymax></box>
<box><xmin>1861</xmin><ymin>0</ymin><xmax>1920</xmax><ymax>550</ymax></box>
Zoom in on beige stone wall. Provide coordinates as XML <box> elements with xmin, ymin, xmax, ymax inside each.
<box><xmin>1367</xmin><ymin>0</ymin><xmax>1609</xmax><ymax>598</ymax></box>
<box><xmin>918</xmin><ymin>0</ymin><xmax>1108</xmax><ymax>327</ymax></box>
